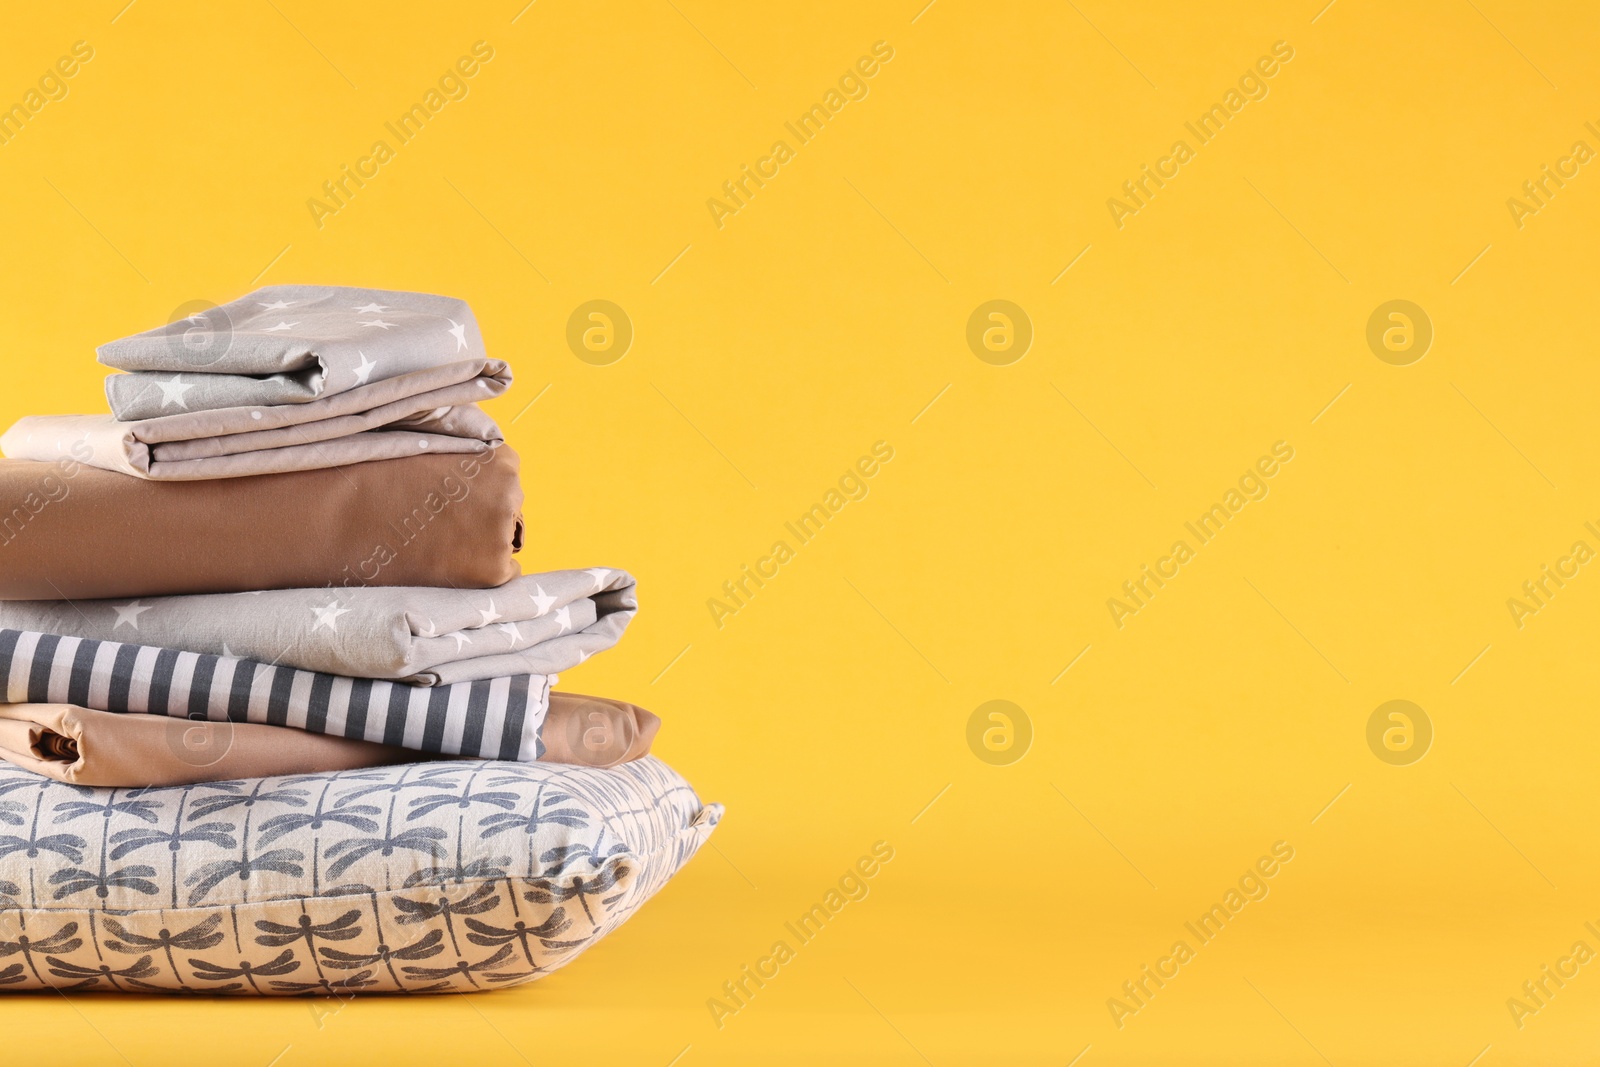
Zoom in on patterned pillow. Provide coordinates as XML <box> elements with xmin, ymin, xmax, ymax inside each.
<box><xmin>0</xmin><ymin>756</ymin><xmax>719</xmax><ymax>994</ymax></box>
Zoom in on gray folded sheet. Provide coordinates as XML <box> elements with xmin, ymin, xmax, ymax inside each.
<box><xmin>100</xmin><ymin>283</ymin><xmax>491</xmax><ymax>418</ymax></box>
<box><xmin>0</xmin><ymin>569</ymin><xmax>636</xmax><ymax>686</ymax></box>
<box><xmin>0</xmin><ymin>284</ymin><xmax>511</xmax><ymax>480</ymax></box>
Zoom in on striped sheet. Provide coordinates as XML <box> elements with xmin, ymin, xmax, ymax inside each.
<box><xmin>0</xmin><ymin>628</ymin><xmax>550</xmax><ymax>761</ymax></box>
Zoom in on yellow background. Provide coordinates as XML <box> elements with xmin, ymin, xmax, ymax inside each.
<box><xmin>2</xmin><ymin>1</ymin><xmax>1598</xmax><ymax>1063</ymax></box>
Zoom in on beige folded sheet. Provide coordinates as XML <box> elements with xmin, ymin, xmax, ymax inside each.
<box><xmin>0</xmin><ymin>693</ymin><xmax>662</xmax><ymax>786</ymax></box>
<box><xmin>1</xmin><ymin>359</ymin><xmax>509</xmax><ymax>480</ymax></box>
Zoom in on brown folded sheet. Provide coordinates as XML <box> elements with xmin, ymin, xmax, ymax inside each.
<box><xmin>0</xmin><ymin>447</ymin><xmax>524</xmax><ymax>600</ymax></box>
<box><xmin>0</xmin><ymin>693</ymin><xmax>662</xmax><ymax>786</ymax></box>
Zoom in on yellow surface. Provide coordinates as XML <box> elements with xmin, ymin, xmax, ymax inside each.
<box><xmin>1</xmin><ymin>1</ymin><xmax>1597</xmax><ymax>1063</ymax></box>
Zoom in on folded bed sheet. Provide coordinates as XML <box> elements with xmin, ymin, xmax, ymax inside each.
<box><xmin>0</xmin><ymin>693</ymin><xmax>662</xmax><ymax>786</ymax></box>
<box><xmin>0</xmin><ymin>569</ymin><xmax>636</xmax><ymax>686</ymax></box>
<box><xmin>99</xmin><ymin>284</ymin><xmax>492</xmax><ymax>418</ymax></box>
<box><xmin>0</xmin><ymin>628</ymin><xmax>552</xmax><ymax>761</ymax></box>
<box><xmin>0</xmin><ymin>449</ymin><xmax>523</xmax><ymax>600</ymax></box>
<box><xmin>2</xmin><ymin>364</ymin><xmax>508</xmax><ymax>480</ymax></box>
<box><xmin>1</xmin><ymin>285</ymin><xmax>510</xmax><ymax>479</ymax></box>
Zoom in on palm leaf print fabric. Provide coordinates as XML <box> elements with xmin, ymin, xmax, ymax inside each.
<box><xmin>0</xmin><ymin>756</ymin><xmax>719</xmax><ymax>994</ymax></box>
<box><xmin>0</xmin><ymin>629</ymin><xmax>552</xmax><ymax>760</ymax></box>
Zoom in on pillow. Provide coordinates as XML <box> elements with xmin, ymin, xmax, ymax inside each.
<box><xmin>0</xmin><ymin>756</ymin><xmax>719</xmax><ymax>994</ymax></box>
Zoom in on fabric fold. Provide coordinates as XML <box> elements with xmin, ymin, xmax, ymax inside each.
<box><xmin>0</xmin><ymin>693</ymin><xmax>661</xmax><ymax>786</ymax></box>
<box><xmin>0</xmin><ymin>448</ymin><xmax>524</xmax><ymax>600</ymax></box>
<box><xmin>98</xmin><ymin>284</ymin><xmax>491</xmax><ymax>416</ymax></box>
<box><xmin>3</xmin><ymin>284</ymin><xmax>514</xmax><ymax>480</ymax></box>
<box><xmin>0</xmin><ymin>628</ymin><xmax>553</xmax><ymax>760</ymax></box>
<box><xmin>0</xmin><ymin>569</ymin><xmax>636</xmax><ymax>686</ymax></box>
<box><xmin>3</xmin><ymin>360</ymin><xmax>510</xmax><ymax>480</ymax></box>
<box><xmin>0</xmin><ymin>705</ymin><xmax>419</xmax><ymax>786</ymax></box>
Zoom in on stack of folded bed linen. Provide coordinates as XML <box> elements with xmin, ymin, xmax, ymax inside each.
<box><xmin>0</xmin><ymin>286</ymin><xmax>718</xmax><ymax>995</ymax></box>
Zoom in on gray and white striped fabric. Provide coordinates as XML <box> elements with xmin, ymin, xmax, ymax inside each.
<box><xmin>0</xmin><ymin>629</ymin><xmax>551</xmax><ymax>761</ymax></box>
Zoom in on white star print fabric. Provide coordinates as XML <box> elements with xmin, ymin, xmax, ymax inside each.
<box><xmin>0</xmin><ymin>570</ymin><xmax>636</xmax><ymax>687</ymax></box>
<box><xmin>0</xmin><ymin>285</ymin><xmax>512</xmax><ymax>480</ymax></box>
<box><xmin>98</xmin><ymin>285</ymin><xmax>491</xmax><ymax>420</ymax></box>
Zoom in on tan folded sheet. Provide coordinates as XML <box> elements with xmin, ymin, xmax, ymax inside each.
<box><xmin>0</xmin><ymin>693</ymin><xmax>662</xmax><ymax>786</ymax></box>
<box><xmin>0</xmin><ymin>448</ymin><xmax>523</xmax><ymax>600</ymax></box>
<box><xmin>2</xmin><ymin>360</ymin><xmax>509</xmax><ymax>480</ymax></box>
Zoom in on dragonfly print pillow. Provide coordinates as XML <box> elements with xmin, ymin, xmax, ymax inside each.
<box><xmin>0</xmin><ymin>757</ymin><xmax>719</xmax><ymax>994</ymax></box>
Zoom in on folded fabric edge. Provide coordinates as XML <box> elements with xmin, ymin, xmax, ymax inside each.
<box><xmin>0</xmin><ymin>691</ymin><xmax>663</xmax><ymax>787</ymax></box>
